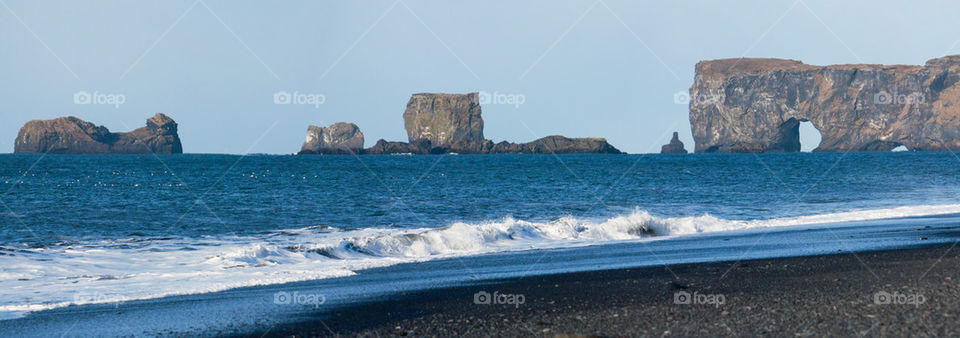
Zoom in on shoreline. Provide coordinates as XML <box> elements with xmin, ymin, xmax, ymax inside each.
<box><xmin>263</xmin><ymin>243</ymin><xmax>960</xmax><ymax>337</ymax></box>
<box><xmin>4</xmin><ymin>209</ymin><xmax>960</xmax><ymax>336</ymax></box>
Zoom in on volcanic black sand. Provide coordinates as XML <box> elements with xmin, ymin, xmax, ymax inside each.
<box><xmin>256</xmin><ymin>243</ymin><xmax>960</xmax><ymax>337</ymax></box>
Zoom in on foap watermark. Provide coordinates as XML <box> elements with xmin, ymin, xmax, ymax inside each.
<box><xmin>674</xmin><ymin>91</ymin><xmax>722</xmax><ymax>105</ymax></box>
<box><xmin>73</xmin><ymin>292</ymin><xmax>128</xmax><ymax>306</ymax></box>
<box><xmin>74</xmin><ymin>90</ymin><xmax>125</xmax><ymax>108</ymax></box>
<box><xmin>273</xmin><ymin>90</ymin><xmax>325</xmax><ymax>108</ymax></box>
<box><xmin>473</xmin><ymin>290</ymin><xmax>525</xmax><ymax>308</ymax></box>
<box><xmin>874</xmin><ymin>291</ymin><xmax>925</xmax><ymax>307</ymax></box>
<box><xmin>874</xmin><ymin>90</ymin><xmax>924</xmax><ymax>105</ymax></box>
<box><xmin>674</xmin><ymin>291</ymin><xmax>725</xmax><ymax>307</ymax></box>
<box><xmin>478</xmin><ymin>90</ymin><xmax>525</xmax><ymax>108</ymax></box>
<box><xmin>273</xmin><ymin>291</ymin><xmax>326</xmax><ymax>308</ymax></box>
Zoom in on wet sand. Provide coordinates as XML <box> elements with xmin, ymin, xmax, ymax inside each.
<box><xmin>262</xmin><ymin>243</ymin><xmax>960</xmax><ymax>337</ymax></box>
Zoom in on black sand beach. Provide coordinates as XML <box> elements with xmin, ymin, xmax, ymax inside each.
<box><xmin>261</xmin><ymin>243</ymin><xmax>960</xmax><ymax>337</ymax></box>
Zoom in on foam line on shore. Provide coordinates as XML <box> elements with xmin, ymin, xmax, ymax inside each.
<box><xmin>2</xmin><ymin>203</ymin><xmax>959</xmax><ymax>320</ymax></box>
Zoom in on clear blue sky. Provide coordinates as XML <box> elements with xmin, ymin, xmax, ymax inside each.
<box><xmin>2</xmin><ymin>0</ymin><xmax>959</xmax><ymax>154</ymax></box>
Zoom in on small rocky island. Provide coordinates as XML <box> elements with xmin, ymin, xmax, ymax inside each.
<box><xmin>660</xmin><ymin>132</ymin><xmax>688</xmax><ymax>154</ymax></box>
<box><xmin>15</xmin><ymin>113</ymin><xmax>183</xmax><ymax>154</ymax></box>
<box><xmin>689</xmin><ymin>55</ymin><xmax>960</xmax><ymax>152</ymax></box>
<box><xmin>299</xmin><ymin>92</ymin><xmax>623</xmax><ymax>155</ymax></box>
<box><xmin>298</xmin><ymin>122</ymin><xmax>365</xmax><ymax>155</ymax></box>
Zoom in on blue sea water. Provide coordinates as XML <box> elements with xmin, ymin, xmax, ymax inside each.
<box><xmin>1</xmin><ymin>152</ymin><xmax>960</xmax><ymax>325</ymax></box>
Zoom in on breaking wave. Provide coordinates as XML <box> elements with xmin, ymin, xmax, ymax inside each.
<box><xmin>2</xmin><ymin>203</ymin><xmax>960</xmax><ymax>319</ymax></box>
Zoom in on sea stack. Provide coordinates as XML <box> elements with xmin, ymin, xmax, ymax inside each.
<box><xmin>403</xmin><ymin>93</ymin><xmax>484</xmax><ymax>146</ymax></box>
<box><xmin>660</xmin><ymin>132</ymin><xmax>688</xmax><ymax>154</ymax></box>
<box><xmin>689</xmin><ymin>55</ymin><xmax>960</xmax><ymax>152</ymax></box>
<box><xmin>299</xmin><ymin>92</ymin><xmax>623</xmax><ymax>155</ymax></box>
<box><xmin>298</xmin><ymin>122</ymin><xmax>364</xmax><ymax>155</ymax></box>
<box><xmin>14</xmin><ymin>113</ymin><xmax>182</xmax><ymax>154</ymax></box>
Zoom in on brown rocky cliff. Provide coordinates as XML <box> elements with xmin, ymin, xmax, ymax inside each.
<box><xmin>689</xmin><ymin>56</ymin><xmax>960</xmax><ymax>152</ymax></box>
<box><xmin>14</xmin><ymin>113</ymin><xmax>182</xmax><ymax>154</ymax></box>
<box><xmin>403</xmin><ymin>93</ymin><xmax>484</xmax><ymax>146</ymax></box>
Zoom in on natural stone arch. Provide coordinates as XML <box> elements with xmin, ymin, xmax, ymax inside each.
<box><xmin>798</xmin><ymin>120</ymin><xmax>822</xmax><ymax>152</ymax></box>
<box><xmin>772</xmin><ymin>118</ymin><xmax>802</xmax><ymax>152</ymax></box>
<box><xmin>771</xmin><ymin>118</ymin><xmax>822</xmax><ymax>152</ymax></box>
<box><xmin>688</xmin><ymin>56</ymin><xmax>960</xmax><ymax>152</ymax></box>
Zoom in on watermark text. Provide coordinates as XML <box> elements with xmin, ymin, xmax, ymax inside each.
<box><xmin>74</xmin><ymin>91</ymin><xmax>125</xmax><ymax>108</ymax></box>
<box><xmin>274</xmin><ymin>291</ymin><xmax>326</xmax><ymax>308</ymax></box>
<box><xmin>274</xmin><ymin>90</ymin><xmax>325</xmax><ymax>108</ymax></box>
<box><xmin>874</xmin><ymin>291</ymin><xmax>925</xmax><ymax>307</ymax></box>
<box><xmin>474</xmin><ymin>290</ymin><xmax>525</xmax><ymax>308</ymax></box>
<box><xmin>478</xmin><ymin>91</ymin><xmax>525</xmax><ymax>108</ymax></box>
<box><xmin>674</xmin><ymin>291</ymin><xmax>725</xmax><ymax>307</ymax></box>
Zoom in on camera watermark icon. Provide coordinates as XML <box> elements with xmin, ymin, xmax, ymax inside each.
<box><xmin>273</xmin><ymin>90</ymin><xmax>325</xmax><ymax>108</ymax></box>
<box><xmin>74</xmin><ymin>90</ymin><xmax>125</xmax><ymax>108</ymax></box>
<box><xmin>273</xmin><ymin>291</ymin><xmax>326</xmax><ymax>308</ymax></box>
<box><xmin>478</xmin><ymin>91</ymin><xmax>525</xmax><ymax>108</ymax></box>
<box><xmin>874</xmin><ymin>90</ymin><xmax>924</xmax><ymax>105</ymax></box>
<box><xmin>473</xmin><ymin>290</ymin><xmax>525</xmax><ymax>308</ymax></box>
<box><xmin>874</xmin><ymin>291</ymin><xmax>925</xmax><ymax>307</ymax></box>
<box><xmin>73</xmin><ymin>292</ymin><xmax>128</xmax><ymax>306</ymax></box>
<box><xmin>674</xmin><ymin>291</ymin><xmax>725</xmax><ymax>307</ymax></box>
<box><xmin>674</xmin><ymin>91</ymin><xmax>722</xmax><ymax>105</ymax></box>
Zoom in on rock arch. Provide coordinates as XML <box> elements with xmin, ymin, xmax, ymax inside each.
<box><xmin>689</xmin><ymin>56</ymin><xmax>960</xmax><ymax>152</ymax></box>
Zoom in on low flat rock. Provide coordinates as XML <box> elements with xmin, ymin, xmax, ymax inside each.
<box><xmin>362</xmin><ymin>136</ymin><xmax>622</xmax><ymax>155</ymax></box>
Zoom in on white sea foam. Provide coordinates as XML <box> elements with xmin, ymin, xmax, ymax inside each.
<box><xmin>2</xmin><ymin>203</ymin><xmax>959</xmax><ymax>320</ymax></box>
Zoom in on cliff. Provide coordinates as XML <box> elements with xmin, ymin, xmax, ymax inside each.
<box><xmin>403</xmin><ymin>93</ymin><xmax>484</xmax><ymax>146</ymax></box>
<box><xmin>14</xmin><ymin>113</ymin><xmax>182</xmax><ymax>154</ymax></box>
<box><xmin>689</xmin><ymin>55</ymin><xmax>960</xmax><ymax>152</ymax></box>
<box><xmin>298</xmin><ymin>122</ymin><xmax>364</xmax><ymax>154</ymax></box>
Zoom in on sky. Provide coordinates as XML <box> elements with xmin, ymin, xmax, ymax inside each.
<box><xmin>2</xmin><ymin>0</ymin><xmax>959</xmax><ymax>154</ymax></box>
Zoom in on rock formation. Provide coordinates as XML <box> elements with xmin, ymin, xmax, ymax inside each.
<box><xmin>364</xmin><ymin>139</ymin><xmax>436</xmax><ymax>155</ymax></box>
<box><xmin>14</xmin><ymin>113</ymin><xmax>182</xmax><ymax>154</ymax></box>
<box><xmin>363</xmin><ymin>136</ymin><xmax>621</xmax><ymax>155</ymax></box>
<box><xmin>298</xmin><ymin>122</ymin><xmax>364</xmax><ymax>154</ymax></box>
<box><xmin>403</xmin><ymin>93</ymin><xmax>484</xmax><ymax>146</ymax></box>
<box><xmin>689</xmin><ymin>55</ymin><xmax>960</xmax><ymax>152</ymax></box>
<box><xmin>298</xmin><ymin>92</ymin><xmax>623</xmax><ymax>155</ymax></box>
<box><xmin>511</xmin><ymin>136</ymin><xmax>621</xmax><ymax>154</ymax></box>
<box><xmin>660</xmin><ymin>132</ymin><xmax>688</xmax><ymax>154</ymax></box>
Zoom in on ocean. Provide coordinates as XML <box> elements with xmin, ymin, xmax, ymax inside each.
<box><xmin>1</xmin><ymin>152</ymin><xmax>959</xmax><ymax>327</ymax></box>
